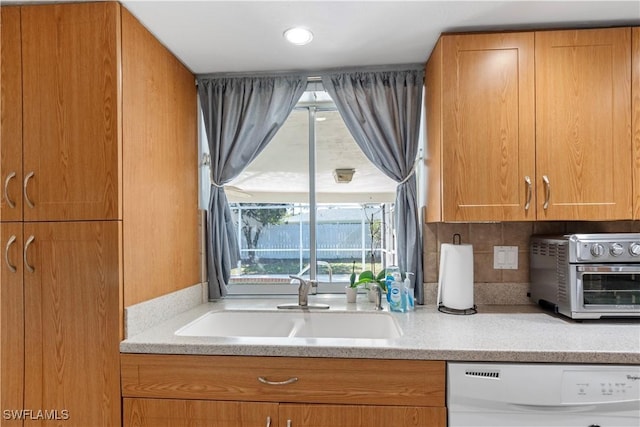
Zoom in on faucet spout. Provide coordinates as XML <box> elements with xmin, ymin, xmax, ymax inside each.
<box><xmin>277</xmin><ymin>275</ymin><xmax>329</xmax><ymax>310</ymax></box>
<box><xmin>289</xmin><ymin>275</ymin><xmax>311</xmax><ymax>307</ymax></box>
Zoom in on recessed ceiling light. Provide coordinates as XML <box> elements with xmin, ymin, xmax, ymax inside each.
<box><xmin>284</xmin><ymin>27</ymin><xmax>313</xmax><ymax>46</ymax></box>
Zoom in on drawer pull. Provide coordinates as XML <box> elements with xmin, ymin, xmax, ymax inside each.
<box><xmin>258</xmin><ymin>376</ymin><xmax>298</xmax><ymax>386</ymax></box>
<box><xmin>287</xmin><ymin>421</ymin><xmax>292</xmax><ymax>427</ymax></box>
<box><xmin>265</xmin><ymin>416</ymin><xmax>271</xmax><ymax>427</ymax></box>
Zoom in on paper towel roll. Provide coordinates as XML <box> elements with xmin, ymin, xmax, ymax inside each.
<box><xmin>437</xmin><ymin>243</ymin><xmax>474</xmax><ymax>310</ymax></box>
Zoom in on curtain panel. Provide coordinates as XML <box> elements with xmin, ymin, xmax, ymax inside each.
<box><xmin>322</xmin><ymin>67</ymin><xmax>425</xmax><ymax>304</ymax></box>
<box><xmin>198</xmin><ymin>75</ymin><xmax>306</xmax><ymax>299</ymax></box>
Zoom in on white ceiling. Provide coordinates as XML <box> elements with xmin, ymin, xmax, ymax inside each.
<box><xmin>7</xmin><ymin>1</ymin><xmax>638</xmax><ymax>74</ymax></box>
<box><xmin>119</xmin><ymin>0</ymin><xmax>639</xmax><ymax>75</ymax></box>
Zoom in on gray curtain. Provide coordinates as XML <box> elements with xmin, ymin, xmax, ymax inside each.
<box><xmin>322</xmin><ymin>67</ymin><xmax>425</xmax><ymax>304</ymax></box>
<box><xmin>198</xmin><ymin>75</ymin><xmax>306</xmax><ymax>299</ymax></box>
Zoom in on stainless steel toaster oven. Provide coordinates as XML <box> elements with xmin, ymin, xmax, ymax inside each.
<box><xmin>530</xmin><ymin>234</ymin><xmax>640</xmax><ymax>319</ymax></box>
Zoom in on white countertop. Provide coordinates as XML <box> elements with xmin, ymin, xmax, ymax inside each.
<box><xmin>120</xmin><ymin>295</ymin><xmax>640</xmax><ymax>364</ymax></box>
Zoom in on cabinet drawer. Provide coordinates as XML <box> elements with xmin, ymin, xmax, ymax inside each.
<box><xmin>121</xmin><ymin>354</ymin><xmax>445</xmax><ymax>407</ymax></box>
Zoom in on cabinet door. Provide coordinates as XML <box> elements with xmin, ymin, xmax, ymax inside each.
<box><xmin>536</xmin><ymin>28</ymin><xmax>632</xmax><ymax>220</ymax></box>
<box><xmin>21</xmin><ymin>3</ymin><xmax>120</xmax><ymax>222</ymax></box>
<box><xmin>280</xmin><ymin>404</ymin><xmax>446</xmax><ymax>427</ymax></box>
<box><xmin>1</xmin><ymin>223</ymin><xmax>24</xmax><ymax>426</ymax></box>
<box><xmin>123</xmin><ymin>398</ymin><xmax>278</xmax><ymax>427</ymax></box>
<box><xmin>441</xmin><ymin>33</ymin><xmax>535</xmax><ymax>221</ymax></box>
<box><xmin>0</xmin><ymin>7</ymin><xmax>23</xmax><ymax>222</ymax></box>
<box><xmin>23</xmin><ymin>221</ymin><xmax>120</xmax><ymax>427</ymax></box>
<box><xmin>633</xmin><ymin>27</ymin><xmax>640</xmax><ymax>219</ymax></box>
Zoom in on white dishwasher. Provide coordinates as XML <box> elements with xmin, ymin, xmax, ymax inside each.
<box><xmin>448</xmin><ymin>362</ymin><xmax>640</xmax><ymax>427</ymax></box>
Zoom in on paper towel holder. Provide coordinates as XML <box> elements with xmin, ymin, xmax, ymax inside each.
<box><xmin>438</xmin><ymin>304</ymin><xmax>477</xmax><ymax>316</ymax></box>
<box><xmin>452</xmin><ymin>233</ymin><xmax>462</xmax><ymax>245</ymax></box>
<box><xmin>437</xmin><ymin>233</ymin><xmax>477</xmax><ymax>315</ymax></box>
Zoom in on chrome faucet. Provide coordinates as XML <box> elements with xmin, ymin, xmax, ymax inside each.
<box><xmin>277</xmin><ymin>275</ymin><xmax>329</xmax><ymax>310</ymax></box>
<box><xmin>370</xmin><ymin>284</ymin><xmax>384</xmax><ymax>311</ymax></box>
<box><xmin>290</xmin><ymin>275</ymin><xmax>312</xmax><ymax>307</ymax></box>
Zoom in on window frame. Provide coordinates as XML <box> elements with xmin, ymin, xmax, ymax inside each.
<box><xmin>199</xmin><ymin>86</ymin><xmax>411</xmax><ymax>296</ymax></box>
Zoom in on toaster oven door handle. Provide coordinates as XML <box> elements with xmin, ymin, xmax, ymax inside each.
<box><xmin>577</xmin><ymin>265</ymin><xmax>640</xmax><ymax>273</ymax></box>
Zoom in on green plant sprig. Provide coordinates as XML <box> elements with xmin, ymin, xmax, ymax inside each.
<box><xmin>353</xmin><ymin>269</ymin><xmax>388</xmax><ymax>292</ymax></box>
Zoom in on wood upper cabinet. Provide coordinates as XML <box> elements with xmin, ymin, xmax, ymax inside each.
<box><xmin>633</xmin><ymin>27</ymin><xmax>640</xmax><ymax>219</ymax></box>
<box><xmin>425</xmin><ymin>32</ymin><xmax>535</xmax><ymax>222</ymax></box>
<box><xmin>0</xmin><ymin>7</ymin><xmax>23</xmax><ymax>223</ymax></box>
<box><xmin>23</xmin><ymin>221</ymin><xmax>121</xmax><ymax>427</ymax></box>
<box><xmin>19</xmin><ymin>3</ymin><xmax>121</xmax><ymax>222</ymax></box>
<box><xmin>1</xmin><ymin>223</ymin><xmax>24</xmax><ymax>426</ymax></box>
<box><xmin>535</xmin><ymin>28</ymin><xmax>632</xmax><ymax>220</ymax></box>
<box><xmin>426</xmin><ymin>27</ymin><xmax>634</xmax><ymax>222</ymax></box>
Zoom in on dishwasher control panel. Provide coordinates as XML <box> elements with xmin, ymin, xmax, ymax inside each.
<box><xmin>449</xmin><ymin>363</ymin><xmax>640</xmax><ymax>427</ymax></box>
<box><xmin>562</xmin><ymin>369</ymin><xmax>640</xmax><ymax>404</ymax></box>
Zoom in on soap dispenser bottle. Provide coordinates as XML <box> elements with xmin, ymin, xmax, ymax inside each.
<box><xmin>403</xmin><ymin>272</ymin><xmax>415</xmax><ymax>311</ymax></box>
<box><xmin>389</xmin><ymin>272</ymin><xmax>404</xmax><ymax>312</ymax></box>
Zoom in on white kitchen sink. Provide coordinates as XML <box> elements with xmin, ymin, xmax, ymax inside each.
<box><xmin>175</xmin><ymin>309</ymin><xmax>403</xmax><ymax>339</ymax></box>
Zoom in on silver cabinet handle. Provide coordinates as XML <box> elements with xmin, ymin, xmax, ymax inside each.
<box><xmin>5</xmin><ymin>235</ymin><xmax>17</xmax><ymax>273</ymax></box>
<box><xmin>542</xmin><ymin>175</ymin><xmax>550</xmax><ymax>210</ymax></box>
<box><xmin>265</xmin><ymin>416</ymin><xmax>271</xmax><ymax>427</ymax></box>
<box><xmin>24</xmin><ymin>171</ymin><xmax>35</xmax><ymax>209</ymax></box>
<box><xmin>24</xmin><ymin>235</ymin><xmax>35</xmax><ymax>273</ymax></box>
<box><xmin>257</xmin><ymin>376</ymin><xmax>298</xmax><ymax>386</ymax></box>
<box><xmin>524</xmin><ymin>176</ymin><xmax>532</xmax><ymax>211</ymax></box>
<box><xmin>287</xmin><ymin>421</ymin><xmax>292</xmax><ymax>427</ymax></box>
<box><xmin>4</xmin><ymin>172</ymin><xmax>16</xmax><ymax>209</ymax></box>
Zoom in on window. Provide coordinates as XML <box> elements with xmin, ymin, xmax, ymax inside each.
<box><xmin>215</xmin><ymin>89</ymin><xmax>399</xmax><ymax>294</ymax></box>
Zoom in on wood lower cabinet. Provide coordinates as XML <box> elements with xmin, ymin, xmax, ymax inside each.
<box><xmin>123</xmin><ymin>399</ymin><xmax>445</xmax><ymax>427</ymax></box>
<box><xmin>280</xmin><ymin>404</ymin><xmax>445</xmax><ymax>427</ymax></box>
<box><xmin>0</xmin><ymin>223</ymin><xmax>24</xmax><ymax>426</ymax></box>
<box><xmin>22</xmin><ymin>221</ymin><xmax>121</xmax><ymax>426</ymax></box>
<box><xmin>121</xmin><ymin>354</ymin><xmax>446</xmax><ymax>427</ymax></box>
<box><xmin>1</xmin><ymin>221</ymin><xmax>120</xmax><ymax>426</ymax></box>
<box><xmin>124</xmin><ymin>399</ymin><xmax>278</xmax><ymax>427</ymax></box>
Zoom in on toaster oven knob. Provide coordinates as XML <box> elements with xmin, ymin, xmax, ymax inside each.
<box><xmin>590</xmin><ymin>243</ymin><xmax>605</xmax><ymax>257</ymax></box>
<box><xmin>629</xmin><ymin>242</ymin><xmax>640</xmax><ymax>257</ymax></box>
<box><xmin>610</xmin><ymin>243</ymin><xmax>624</xmax><ymax>257</ymax></box>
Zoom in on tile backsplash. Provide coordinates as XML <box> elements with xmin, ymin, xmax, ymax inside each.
<box><xmin>422</xmin><ymin>220</ymin><xmax>640</xmax><ymax>305</ymax></box>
